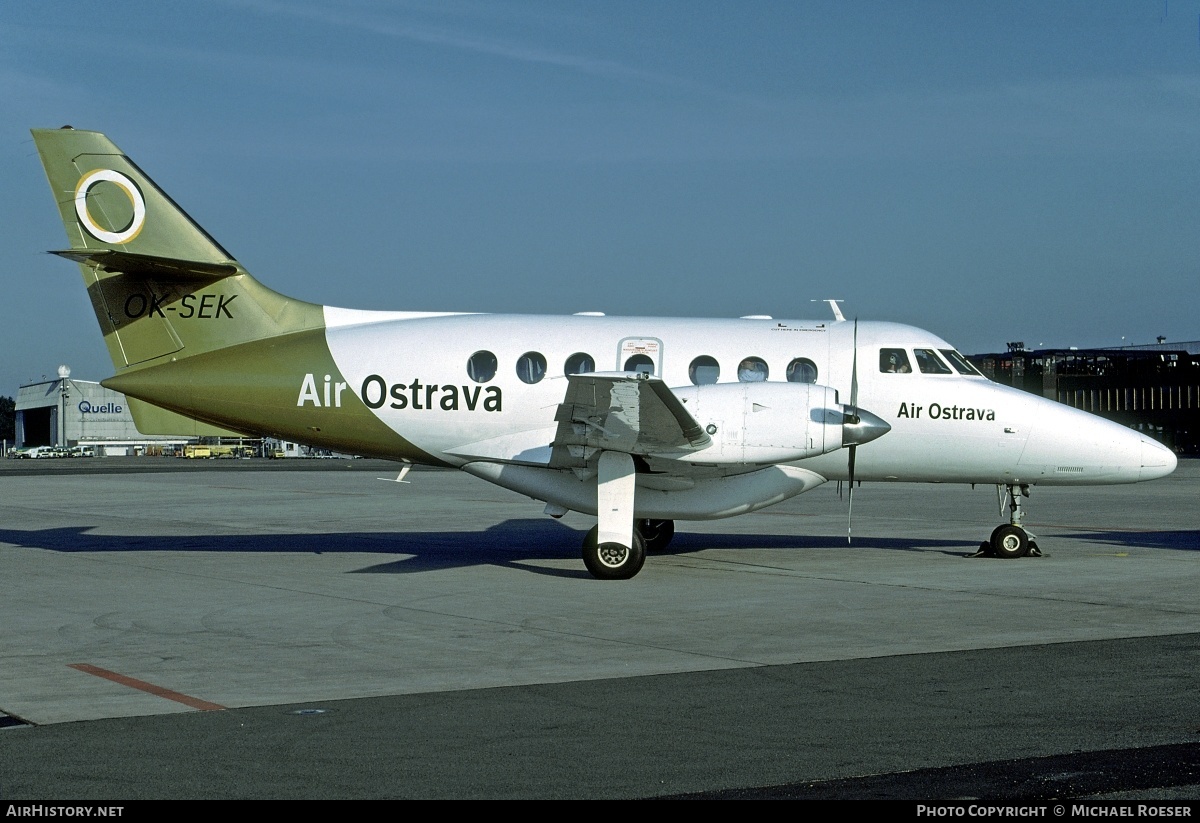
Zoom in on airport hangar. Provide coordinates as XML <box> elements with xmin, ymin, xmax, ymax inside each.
<box><xmin>7</xmin><ymin>365</ymin><xmax>295</xmax><ymax>457</ymax></box>
<box><xmin>7</xmin><ymin>337</ymin><xmax>1199</xmax><ymax>456</ymax></box>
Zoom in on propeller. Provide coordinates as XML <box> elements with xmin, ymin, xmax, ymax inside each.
<box><xmin>847</xmin><ymin>318</ymin><xmax>859</xmax><ymax>543</ymax></box>
<box><xmin>838</xmin><ymin>318</ymin><xmax>891</xmax><ymax>543</ymax></box>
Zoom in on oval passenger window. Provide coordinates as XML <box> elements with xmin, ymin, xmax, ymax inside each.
<box><xmin>565</xmin><ymin>352</ymin><xmax>595</xmax><ymax>375</ymax></box>
<box><xmin>467</xmin><ymin>350</ymin><xmax>498</xmax><ymax>383</ymax></box>
<box><xmin>786</xmin><ymin>358</ymin><xmax>817</xmax><ymax>383</ymax></box>
<box><xmin>689</xmin><ymin>355</ymin><xmax>720</xmax><ymax>385</ymax></box>
<box><xmin>737</xmin><ymin>357</ymin><xmax>768</xmax><ymax>382</ymax></box>
<box><xmin>517</xmin><ymin>351</ymin><xmax>547</xmax><ymax>384</ymax></box>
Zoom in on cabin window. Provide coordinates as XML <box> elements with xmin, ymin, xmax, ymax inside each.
<box><xmin>467</xmin><ymin>350</ymin><xmax>498</xmax><ymax>383</ymax></box>
<box><xmin>516</xmin><ymin>351</ymin><xmax>547</xmax><ymax>384</ymax></box>
<box><xmin>914</xmin><ymin>349</ymin><xmax>953</xmax><ymax>375</ymax></box>
<box><xmin>737</xmin><ymin>357</ymin><xmax>769</xmax><ymax>382</ymax></box>
<box><xmin>940</xmin><ymin>349</ymin><xmax>985</xmax><ymax>376</ymax></box>
<box><xmin>624</xmin><ymin>354</ymin><xmax>655</xmax><ymax>375</ymax></box>
<box><xmin>689</xmin><ymin>356</ymin><xmax>720</xmax><ymax>385</ymax></box>
<box><xmin>880</xmin><ymin>349</ymin><xmax>911</xmax><ymax>374</ymax></box>
<box><xmin>565</xmin><ymin>352</ymin><xmax>595</xmax><ymax>375</ymax></box>
<box><xmin>786</xmin><ymin>358</ymin><xmax>818</xmax><ymax>384</ymax></box>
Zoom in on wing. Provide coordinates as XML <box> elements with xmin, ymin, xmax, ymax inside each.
<box><xmin>444</xmin><ymin>372</ymin><xmax>710</xmax><ymax>467</ymax></box>
<box><xmin>548</xmin><ymin>371</ymin><xmax>711</xmax><ymax>468</ymax></box>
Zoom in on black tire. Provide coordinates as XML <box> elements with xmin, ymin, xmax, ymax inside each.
<box><xmin>990</xmin><ymin>524</ymin><xmax>1030</xmax><ymax>559</ymax></box>
<box><xmin>582</xmin><ymin>525</ymin><xmax>647</xmax><ymax>580</ymax></box>
<box><xmin>637</xmin><ymin>519</ymin><xmax>675</xmax><ymax>552</ymax></box>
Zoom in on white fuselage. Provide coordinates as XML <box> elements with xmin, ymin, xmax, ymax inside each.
<box><xmin>316</xmin><ymin>308</ymin><xmax>1176</xmax><ymax>518</ymax></box>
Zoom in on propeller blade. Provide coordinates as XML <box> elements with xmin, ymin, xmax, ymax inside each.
<box><xmin>849</xmin><ymin>318</ymin><xmax>859</xmax><ymax>414</ymax></box>
<box><xmin>847</xmin><ymin>317</ymin><xmax>859</xmax><ymax>544</ymax></box>
<box><xmin>847</xmin><ymin>444</ymin><xmax>856</xmax><ymax>544</ymax></box>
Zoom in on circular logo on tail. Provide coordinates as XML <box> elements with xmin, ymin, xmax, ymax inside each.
<box><xmin>75</xmin><ymin>169</ymin><xmax>146</xmax><ymax>244</ymax></box>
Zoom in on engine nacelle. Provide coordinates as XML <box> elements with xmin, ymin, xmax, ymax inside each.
<box><xmin>667</xmin><ymin>382</ymin><xmax>847</xmax><ymax>465</ymax></box>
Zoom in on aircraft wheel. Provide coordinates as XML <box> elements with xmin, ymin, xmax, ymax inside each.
<box><xmin>638</xmin><ymin>518</ymin><xmax>675</xmax><ymax>552</ymax></box>
<box><xmin>990</xmin><ymin>525</ymin><xmax>1029</xmax><ymax>559</ymax></box>
<box><xmin>582</xmin><ymin>526</ymin><xmax>647</xmax><ymax>580</ymax></box>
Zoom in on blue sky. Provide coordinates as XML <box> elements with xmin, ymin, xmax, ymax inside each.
<box><xmin>3</xmin><ymin>1</ymin><xmax>1198</xmax><ymax>392</ymax></box>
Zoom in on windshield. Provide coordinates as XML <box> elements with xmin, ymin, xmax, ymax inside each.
<box><xmin>940</xmin><ymin>349</ymin><xmax>985</xmax><ymax>376</ymax></box>
<box><xmin>914</xmin><ymin>349</ymin><xmax>953</xmax><ymax>374</ymax></box>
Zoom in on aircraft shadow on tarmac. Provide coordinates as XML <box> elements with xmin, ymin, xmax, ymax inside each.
<box><xmin>0</xmin><ymin>520</ymin><xmax>986</xmax><ymax>578</ymax></box>
<box><xmin>1054</xmin><ymin>529</ymin><xmax>1200</xmax><ymax>552</ymax></box>
<box><xmin>7</xmin><ymin>521</ymin><xmax>1191</xmax><ymax>578</ymax></box>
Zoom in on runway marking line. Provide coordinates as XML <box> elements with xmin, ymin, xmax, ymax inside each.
<box><xmin>68</xmin><ymin>664</ymin><xmax>226</xmax><ymax>711</ymax></box>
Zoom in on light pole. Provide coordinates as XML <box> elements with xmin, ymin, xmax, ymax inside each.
<box><xmin>57</xmin><ymin>364</ymin><xmax>71</xmax><ymax>449</ymax></box>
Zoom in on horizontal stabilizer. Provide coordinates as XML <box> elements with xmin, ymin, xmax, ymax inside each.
<box><xmin>51</xmin><ymin>249</ymin><xmax>237</xmax><ymax>281</ymax></box>
<box><xmin>125</xmin><ymin>397</ymin><xmax>249</xmax><ymax>437</ymax></box>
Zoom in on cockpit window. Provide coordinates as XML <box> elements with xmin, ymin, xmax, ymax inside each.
<box><xmin>914</xmin><ymin>349</ymin><xmax>953</xmax><ymax>375</ymax></box>
<box><xmin>879</xmin><ymin>349</ymin><xmax>911</xmax><ymax>374</ymax></box>
<box><xmin>940</xmin><ymin>349</ymin><xmax>985</xmax><ymax>376</ymax></box>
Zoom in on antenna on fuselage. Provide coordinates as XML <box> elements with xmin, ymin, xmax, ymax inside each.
<box><xmin>813</xmin><ymin>299</ymin><xmax>846</xmax><ymax>323</ymax></box>
<box><xmin>378</xmin><ymin>459</ymin><xmax>413</xmax><ymax>484</ymax></box>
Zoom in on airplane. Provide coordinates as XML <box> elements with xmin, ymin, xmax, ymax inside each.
<box><xmin>30</xmin><ymin>126</ymin><xmax>1178</xmax><ymax>579</ymax></box>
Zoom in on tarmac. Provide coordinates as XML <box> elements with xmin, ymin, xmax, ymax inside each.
<box><xmin>0</xmin><ymin>456</ymin><xmax>1197</xmax><ymax>800</ymax></box>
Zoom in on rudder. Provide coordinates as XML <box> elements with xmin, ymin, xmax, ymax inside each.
<box><xmin>31</xmin><ymin>127</ymin><xmax>322</xmax><ymax>370</ymax></box>
<box><xmin>32</xmin><ymin>127</ymin><xmax>232</xmax><ymax>264</ymax></box>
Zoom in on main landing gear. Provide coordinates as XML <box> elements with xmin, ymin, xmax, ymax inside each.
<box><xmin>581</xmin><ymin>518</ymin><xmax>676</xmax><ymax>580</ymax></box>
<box><xmin>637</xmin><ymin>518</ymin><xmax>675</xmax><ymax>552</ymax></box>
<box><xmin>580</xmin><ymin>452</ymin><xmax>681</xmax><ymax>579</ymax></box>
<box><xmin>976</xmin><ymin>483</ymin><xmax>1042</xmax><ymax>559</ymax></box>
<box><xmin>582</xmin><ymin>524</ymin><xmax>645</xmax><ymax>580</ymax></box>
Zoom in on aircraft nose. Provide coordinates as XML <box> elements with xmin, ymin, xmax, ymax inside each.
<box><xmin>843</xmin><ymin>407</ymin><xmax>891</xmax><ymax>447</ymax></box>
<box><xmin>1140</xmin><ymin>437</ymin><xmax>1177</xmax><ymax>481</ymax></box>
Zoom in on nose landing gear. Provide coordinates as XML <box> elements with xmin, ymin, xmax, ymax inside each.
<box><xmin>975</xmin><ymin>483</ymin><xmax>1042</xmax><ymax>558</ymax></box>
